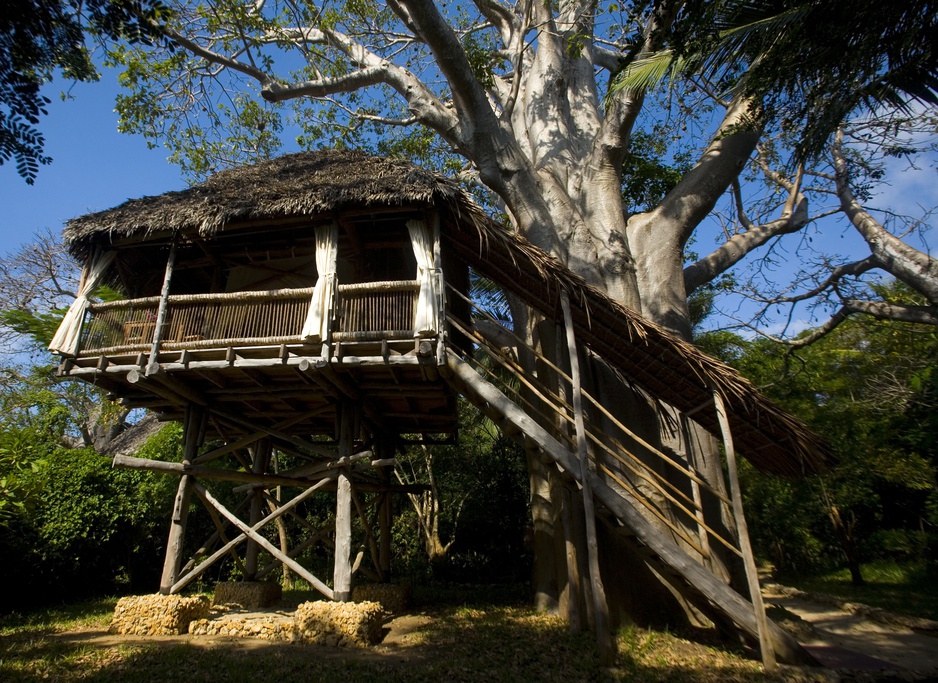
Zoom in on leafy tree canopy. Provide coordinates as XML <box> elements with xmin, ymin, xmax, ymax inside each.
<box><xmin>615</xmin><ymin>0</ymin><xmax>938</xmax><ymax>160</ymax></box>
<box><xmin>711</xmin><ymin>282</ymin><xmax>938</xmax><ymax>579</ymax></box>
<box><xmin>0</xmin><ymin>0</ymin><xmax>170</xmax><ymax>183</ymax></box>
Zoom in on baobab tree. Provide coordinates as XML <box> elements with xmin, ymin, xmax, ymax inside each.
<box><xmin>102</xmin><ymin>0</ymin><xmax>937</xmax><ymax>624</ymax></box>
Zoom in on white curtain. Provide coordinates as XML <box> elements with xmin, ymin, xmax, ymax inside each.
<box><xmin>49</xmin><ymin>249</ymin><xmax>116</xmax><ymax>356</ymax></box>
<box><xmin>407</xmin><ymin>218</ymin><xmax>442</xmax><ymax>337</ymax></box>
<box><xmin>301</xmin><ymin>222</ymin><xmax>339</xmax><ymax>343</ymax></box>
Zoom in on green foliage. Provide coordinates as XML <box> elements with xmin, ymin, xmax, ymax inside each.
<box><xmin>621</xmin><ymin>131</ymin><xmax>690</xmax><ymax>213</ymax></box>
<box><xmin>611</xmin><ymin>0</ymin><xmax>938</xmax><ymax>159</ymax></box>
<box><xmin>793</xmin><ymin>559</ymin><xmax>938</xmax><ymax>621</ymax></box>
<box><xmin>1</xmin><ymin>0</ymin><xmax>171</xmax><ymax>183</ymax></box>
<box><xmin>392</xmin><ymin>401</ymin><xmax>531</xmax><ymax>583</ymax></box>
<box><xmin>0</xmin><ymin>308</ymin><xmax>68</xmax><ymax>350</ymax></box>
<box><xmin>0</xmin><ymin>363</ymin><xmax>181</xmax><ymax>610</ymax></box>
<box><xmin>730</xmin><ymin>284</ymin><xmax>938</xmax><ymax>578</ymax></box>
<box><xmin>462</xmin><ymin>33</ymin><xmax>496</xmax><ymax>90</ymax></box>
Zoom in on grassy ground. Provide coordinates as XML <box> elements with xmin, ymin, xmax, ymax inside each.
<box><xmin>784</xmin><ymin>560</ymin><xmax>938</xmax><ymax>622</ymax></box>
<box><xmin>0</xmin><ymin>590</ymin><xmax>815</xmax><ymax>683</ymax></box>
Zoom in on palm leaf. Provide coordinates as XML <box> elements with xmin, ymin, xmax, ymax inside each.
<box><xmin>607</xmin><ymin>49</ymin><xmax>689</xmax><ymax>99</ymax></box>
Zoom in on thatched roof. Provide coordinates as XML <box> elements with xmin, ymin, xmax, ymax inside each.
<box><xmin>63</xmin><ymin>149</ymin><xmax>833</xmax><ymax>476</ymax></box>
<box><xmin>64</xmin><ymin>150</ymin><xmax>462</xmax><ymax>260</ymax></box>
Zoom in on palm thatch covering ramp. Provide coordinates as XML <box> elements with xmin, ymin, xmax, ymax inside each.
<box><xmin>443</xmin><ymin>349</ymin><xmax>811</xmax><ymax>664</ymax></box>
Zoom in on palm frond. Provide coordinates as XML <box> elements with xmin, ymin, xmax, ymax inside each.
<box><xmin>607</xmin><ymin>49</ymin><xmax>689</xmax><ymax>100</ymax></box>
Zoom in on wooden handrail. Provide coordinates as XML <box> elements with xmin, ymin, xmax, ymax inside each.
<box><xmin>88</xmin><ymin>286</ymin><xmax>317</xmax><ymax>311</ymax></box>
<box><xmin>445</xmin><ymin>292</ymin><xmax>744</xmax><ymax>561</ymax></box>
<box><xmin>80</xmin><ymin>281</ymin><xmax>421</xmax><ymax>355</ymax></box>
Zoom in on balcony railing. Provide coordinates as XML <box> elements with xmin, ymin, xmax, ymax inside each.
<box><xmin>333</xmin><ymin>280</ymin><xmax>420</xmax><ymax>342</ymax></box>
<box><xmin>78</xmin><ymin>281</ymin><xmax>421</xmax><ymax>356</ymax></box>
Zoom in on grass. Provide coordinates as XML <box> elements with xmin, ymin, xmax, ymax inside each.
<box><xmin>784</xmin><ymin>560</ymin><xmax>938</xmax><ymax>621</ymax></box>
<box><xmin>0</xmin><ymin>597</ymin><xmax>117</xmax><ymax>635</ymax></box>
<box><xmin>0</xmin><ymin>589</ymin><xmax>807</xmax><ymax>683</ymax></box>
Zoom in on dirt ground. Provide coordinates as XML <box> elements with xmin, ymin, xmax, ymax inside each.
<box><xmin>41</xmin><ymin>592</ymin><xmax>938</xmax><ymax>681</ymax></box>
<box><xmin>761</xmin><ymin>582</ymin><xmax>938</xmax><ymax>675</ymax></box>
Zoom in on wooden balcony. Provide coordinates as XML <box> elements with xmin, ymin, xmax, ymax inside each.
<box><xmin>77</xmin><ymin>281</ymin><xmax>421</xmax><ymax>357</ymax></box>
<box><xmin>65</xmin><ymin>279</ymin><xmax>455</xmax><ymax>439</ymax></box>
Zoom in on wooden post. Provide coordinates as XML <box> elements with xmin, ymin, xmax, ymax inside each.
<box><xmin>560</xmin><ymin>292</ymin><xmax>613</xmax><ymax>664</ymax></box>
<box><xmin>680</xmin><ymin>414</ymin><xmax>713</xmax><ymax>564</ymax></box>
<box><xmin>147</xmin><ymin>241</ymin><xmax>177</xmax><ymax>375</ymax></box>
<box><xmin>159</xmin><ymin>403</ymin><xmax>203</xmax><ymax>594</ymax></box>
<box><xmin>558</xmin><ymin>484</ymin><xmax>584</xmax><ymax>632</ymax></box>
<box><xmin>244</xmin><ymin>437</ymin><xmax>271</xmax><ymax>579</ymax></box>
<box><xmin>377</xmin><ymin>441</ymin><xmax>394</xmax><ymax>580</ymax></box>
<box><xmin>333</xmin><ymin>403</ymin><xmax>354</xmax><ymax>601</ymax></box>
<box><xmin>712</xmin><ymin>387</ymin><xmax>777</xmax><ymax>672</ymax></box>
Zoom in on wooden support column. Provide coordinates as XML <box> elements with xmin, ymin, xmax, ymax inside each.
<box><xmin>712</xmin><ymin>387</ymin><xmax>777</xmax><ymax>672</ymax></box>
<box><xmin>558</xmin><ymin>484</ymin><xmax>584</xmax><ymax>632</ymax></box>
<box><xmin>333</xmin><ymin>403</ymin><xmax>354</xmax><ymax>601</ymax></box>
<box><xmin>244</xmin><ymin>437</ymin><xmax>271</xmax><ymax>579</ymax></box>
<box><xmin>147</xmin><ymin>241</ymin><xmax>177</xmax><ymax>376</ymax></box>
<box><xmin>159</xmin><ymin>403</ymin><xmax>204</xmax><ymax>594</ymax></box>
<box><xmin>560</xmin><ymin>292</ymin><xmax>613</xmax><ymax>664</ymax></box>
<box><xmin>679</xmin><ymin>414</ymin><xmax>713</xmax><ymax>565</ymax></box>
<box><xmin>377</xmin><ymin>441</ymin><xmax>394</xmax><ymax>581</ymax></box>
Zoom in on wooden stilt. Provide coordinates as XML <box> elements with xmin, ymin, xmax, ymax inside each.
<box><xmin>159</xmin><ymin>404</ymin><xmax>204</xmax><ymax>594</ymax></box>
<box><xmin>333</xmin><ymin>403</ymin><xmax>354</xmax><ymax>601</ymax></box>
<box><xmin>245</xmin><ymin>437</ymin><xmax>271</xmax><ymax>579</ymax></box>
<box><xmin>558</xmin><ymin>484</ymin><xmax>584</xmax><ymax>632</ymax></box>
<box><xmin>378</xmin><ymin>487</ymin><xmax>392</xmax><ymax>580</ymax></box>
<box><xmin>561</xmin><ymin>292</ymin><xmax>613</xmax><ymax>664</ymax></box>
<box><xmin>377</xmin><ymin>440</ymin><xmax>394</xmax><ymax>580</ymax></box>
<box><xmin>712</xmin><ymin>387</ymin><xmax>777</xmax><ymax>672</ymax></box>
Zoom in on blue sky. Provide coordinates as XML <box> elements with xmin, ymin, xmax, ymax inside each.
<box><xmin>0</xmin><ymin>71</ymin><xmax>187</xmax><ymax>252</ymax></box>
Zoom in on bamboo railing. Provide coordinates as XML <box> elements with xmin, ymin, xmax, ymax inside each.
<box><xmin>333</xmin><ymin>280</ymin><xmax>420</xmax><ymax>342</ymax></box>
<box><xmin>444</xmin><ymin>283</ymin><xmax>742</xmax><ymax>566</ymax></box>
<box><xmin>78</xmin><ymin>281</ymin><xmax>421</xmax><ymax>356</ymax></box>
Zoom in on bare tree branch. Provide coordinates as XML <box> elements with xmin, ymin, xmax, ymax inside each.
<box><xmin>832</xmin><ymin>129</ymin><xmax>938</xmax><ymax>304</ymax></box>
<box><xmin>844</xmin><ymin>300</ymin><xmax>938</xmax><ymax>325</ymax></box>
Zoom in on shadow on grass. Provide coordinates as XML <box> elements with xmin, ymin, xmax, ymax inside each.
<box><xmin>1</xmin><ymin>597</ymin><xmax>780</xmax><ymax>683</ymax></box>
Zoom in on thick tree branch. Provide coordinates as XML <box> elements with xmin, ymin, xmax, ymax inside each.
<box><xmin>262</xmin><ymin>66</ymin><xmax>389</xmax><ymax>99</ymax></box>
<box><xmin>776</xmin><ymin>299</ymin><xmax>937</xmax><ymax>352</ymax></box>
<box><xmin>774</xmin><ymin>307</ymin><xmax>851</xmax><ymax>349</ymax></box>
<box><xmin>684</xmin><ymin>208</ymin><xmax>808</xmax><ymax>294</ymax></box>
<box><xmin>844</xmin><ymin>300</ymin><xmax>938</xmax><ymax>325</ymax></box>
<box><xmin>163</xmin><ymin>27</ymin><xmax>273</xmax><ymax>87</ymax></box>
<box><xmin>593</xmin><ymin>46</ymin><xmax>623</xmax><ymax>71</ymax></box>
<box><xmin>167</xmin><ymin>19</ymin><xmax>463</xmax><ymax>147</ymax></box>
<box><xmin>391</xmin><ymin>0</ymin><xmax>499</xmax><ymax>137</ymax></box>
<box><xmin>471</xmin><ymin>0</ymin><xmax>516</xmax><ymax>46</ymax></box>
<box><xmin>832</xmin><ymin>130</ymin><xmax>938</xmax><ymax>304</ymax></box>
<box><xmin>684</xmin><ymin>170</ymin><xmax>810</xmax><ymax>294</ymax></box>
<box><xmin>589</xmin><ymin>0</ymin><xmax>677</xmax><ymax>170</ymax></box>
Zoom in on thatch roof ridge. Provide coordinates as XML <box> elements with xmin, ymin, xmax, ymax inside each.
<box><xmin>63</xmin><ymin>149</ymin><xmax>463</xmax><ymax>258</ymax></box>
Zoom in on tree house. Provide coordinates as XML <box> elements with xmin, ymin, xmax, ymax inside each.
<box><xmin>52</xmin><ymin>150</ymin><xmax>830</xmax><ymax>665</ymax></box>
